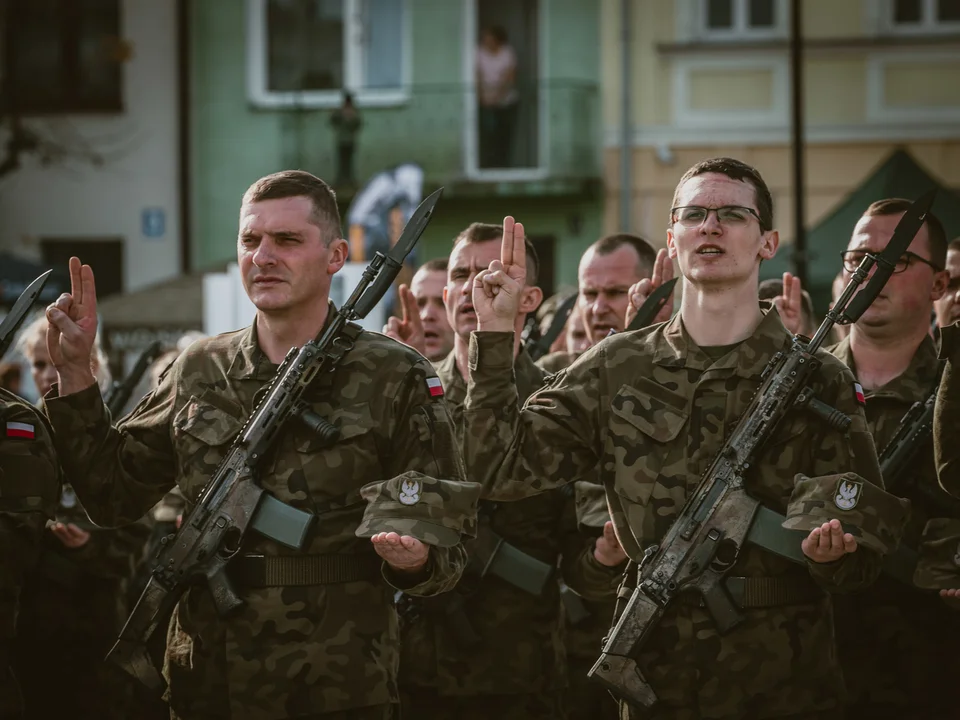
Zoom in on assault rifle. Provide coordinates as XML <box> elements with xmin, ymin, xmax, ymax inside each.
<box><xmin>587</xmin><ymin>189</ymin><xmax>936</xmax><ymax>710</ymax></box>
<box><xmin>109</xmin><ymin>188</ymin><xmax>444</xmax><ymax>692</ymax></box>
<box><xmin>878</xmin><ymin>391</ymin><xmax>936</xmax><ymax>489</ymax></box>
<box><xmin>105</xmin><ymin>340</ymin><xmax>164</xmax><ymax>417</ymax></box>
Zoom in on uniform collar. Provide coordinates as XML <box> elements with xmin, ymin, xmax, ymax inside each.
<box><xmin>652</xmin><ymin>301</ymin><xmax>791</xmax><ymax>379</ymax></box>
<box><xmin>831</xmin><ymin>333</ymin><xmax>940</xmax><ymax>402</ymax></box>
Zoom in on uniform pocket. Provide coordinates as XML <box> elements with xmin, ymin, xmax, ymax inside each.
<box><xmin>172</xmin><ymin>394</ymin><xmax>245</xmax><ymax>502</ymax></box>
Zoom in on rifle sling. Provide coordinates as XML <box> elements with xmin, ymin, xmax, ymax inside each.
<box><xmin>231</xmin><ymin>553</ymin><xmax>382</xmax><ymax>587</ymax></box>
<box><xmin>679</xmin><ymin>575</ymin><xmax>822</xmax><ymax>609</ymax></box>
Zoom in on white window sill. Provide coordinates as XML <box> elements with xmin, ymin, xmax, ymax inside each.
<box><xmin>248</xmin><ymin>89</ymin><xmax>410</xmax><ymax>110</ymax></box>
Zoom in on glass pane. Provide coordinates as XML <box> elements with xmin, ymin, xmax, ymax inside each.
<box><xmin>267</xmin><ymin>0</ymin><xmax>344</xmax><ymax>92</ymax></box>
<box><xmin>6</xmin><ymin>0</ymin><xmax>63</xmax><ymax>111</ymax></box>
<box><xmin>75</xmin><ymin>0</ymin><xmax>122</xmax><ymax>109</ymax></box>
<box><xmin>893</xmin><ymin>0</ymin><xmax>922</xmax><ymax>23</ymax></box>
<box><xmin>748</xmin><ymin>0</ymin><xmax>775</xmax><ymax>27</ymax></box>
<box><xmin>706</xmin><ymin>0</ymin><xmax>734</xmax><ymax>28</ymax></box>
<box><xmin>938</xmin><ymin>0</ymin><xmax>960</xmax><ymax>21</ymax></box>
<box><xmin>360</xmin><ymin>0</ymin><xmax>404</xmax><ymax>90</ymax></box>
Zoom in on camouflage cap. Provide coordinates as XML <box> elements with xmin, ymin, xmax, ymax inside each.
<box><xmin>782</xmin><ymin>473</ymin><xmax>911</xmax><ymax>555</ymax></box>
<box><xmin>355</xmin><ymin>472</ymin><xmax>481</xmax><ymax>548</ymax></box>
<box><xmin>574</xmin><ymin>481</ymin><xmax>610</xmax><ymax>531</ymax></box>
<box><xmin>912</xmin><ymin>518</ymin><xmax>960</xmax><ymax>591</ymax></box>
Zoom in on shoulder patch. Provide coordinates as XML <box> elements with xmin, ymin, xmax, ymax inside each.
<box><xmin>6</xmin><ymin>421</ymin><xmax>35</xmax><ymax>439</ymax></box>
<box><xmin>853</xmin><ymin>382</ymin><xmax>866</xmax><ymax>406</ymax></box>
<box><xmin>426</xmin><ymin>376</ymin><xmax>444</xmax><ymax>398</ymax></box>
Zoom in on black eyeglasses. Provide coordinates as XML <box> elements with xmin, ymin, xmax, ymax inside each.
<box><xmin>671</xmin><ymin>206</ymin><xmax>762</xmax><ymax>228</ymax></box>
<box><xmin>840</xmin><ymin>250</ymin><xmax>943</xmax><ymax>274</ymax></box>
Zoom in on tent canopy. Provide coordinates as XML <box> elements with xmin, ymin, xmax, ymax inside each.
<box><xmin>761</xmin><ymin>149</ymin><xmax>960</xmax><ymax>315</ymax></box>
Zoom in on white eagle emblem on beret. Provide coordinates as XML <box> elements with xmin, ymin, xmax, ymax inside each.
<box><xmin>398</xmin><ymin>478</ymin><xmax>421</xmax><ymax>506</ymax></box>
<box><xmin>834</xmin><ymin>478</ymin><xmax>862</xmax><ymax>511</ymax></box>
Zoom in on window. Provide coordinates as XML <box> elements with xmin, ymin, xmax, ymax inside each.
<box><xmin>700</xmin><ymin>0</ymin><xmax>785</xmax><ymax>40</ymax></box>
<box><xmin>1</xmin><ymin>0</ymin><xmax>123</xmax><ymax>114</ymax></box>
<box><xmin>889</xmin><ymin>0</ymin><xmax>960</xmax><ymax>32</ymax></box>
<box><xmin>248</xmin><ymin>0</ymin><xmax>409</xmax><ymax>108</ymax></box>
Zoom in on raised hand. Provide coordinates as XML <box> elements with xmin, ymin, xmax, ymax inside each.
<box><xmin>625</xmin><ymin>248</ymin><xmax>675</xmax><ymax>329</ymax></box>
<box><xmin>383</xmin><ymin>284</ymin><xmax>427</xmax><ymax>356</ymax></box>
<box><xmin>45</xmin><ymin>256</ymin><xmax>99</xmax><ymax>394</ymax></box>
<box><xmin>473</xmin><ymin>217</ymin><xmax>527</xmax><ymax>332</ymax></box>
<box><xmin>801</xmin><ymin>519</ymin><xmax>858</xmax><ymax>563</ymax></box>
<box><xmin>371</xmin><ymin>531</ymin><xmax>430</xmax><ymax>573</ymax></box>
<box><xmin>773</xmin><ymin>272</ymin><xmax>805</xmax><ymax>336</ymax></box>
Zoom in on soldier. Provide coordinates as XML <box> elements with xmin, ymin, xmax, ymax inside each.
<box><xmin>0</xmin><ymin>389</ymin><xmax>60</xmax><ymax>719</ymax></box>
<box><xmin>827</xmin><ymin>198</ymin><xmax>960</xmax><ymax>719</ymax></box>
<box><xmin>383</xmin><ymin>258</ymin><xmax>454</xmax><ymax>363</ymax></box>
<box><xmin>934</xmin><ymin>236</ymin><xmax>960</xmax><ymax>330</ymax></box>
<box><xmin>41</xmin><ymin>170</ymin><xmax>474</xmax><ymax>720</ymax></box>
<box><xmin>537</xmin><ymin>303</ymin><xmax>591</xmax><ymax>374</ymax></box>
<box><xmin>398</xmin><ymin>222</ymin><xmax>626</xmax><ymax>720</ymax></box>
<box><xmin>463</xmin><ymin>157</ymin><xmax>897</xmax><ymax>719</ymax></box>
<box><xmin>13</xmin><ymin>315</ymin><xmax>152</xmax><ymax>720</ymax></box>
<box><xmin>579</xmin><ymin>233</ymin><xmax>658</xmax><ymax>345</ymax></box>
<box><xmin>758</xmin><ymin>275</ymin><xmax>816</xmax><ymax>338</ymax></box>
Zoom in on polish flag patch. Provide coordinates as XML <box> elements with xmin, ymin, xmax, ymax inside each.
<box><xmin>853</xmin><ymin>382</ymin><xmax>866</xmax><ymax>406</ymax></box>
<box><xmin>426</xmin><ymin>377</ymin><xmax>444</xmax><ymax>398</ymax></box>
<box><xmin>6</xmin><ymin>422</ymin><xmax>35</xmax><ymax>439</ymax></box>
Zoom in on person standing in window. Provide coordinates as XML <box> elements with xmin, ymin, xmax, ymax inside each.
<box><xmin>331</xmin><ymin>92</ymin><xmax>362</xmax><ymax>187</ymax></box>
<box><xmin>476</xmin><ymin>25</ymin><xmax>519</xmax><ymax>169</ymax></box>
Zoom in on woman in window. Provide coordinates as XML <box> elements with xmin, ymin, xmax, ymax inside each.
<box><xmin>476</xmin><ymin>25</ymin><xmax>519</xmax><ymax>169</ymax></box>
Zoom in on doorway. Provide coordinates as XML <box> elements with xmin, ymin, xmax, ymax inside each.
<box><xmin>40</xmin><ymin>238</ymin><xmax>125</xmax><ymax>300</ymax></box>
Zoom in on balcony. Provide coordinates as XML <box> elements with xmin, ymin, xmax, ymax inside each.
<box><xmin>273</xmin><ymin>80</ymin><xmax>602</xmax><ymax>199</ymax></box>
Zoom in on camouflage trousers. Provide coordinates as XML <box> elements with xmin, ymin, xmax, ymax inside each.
<box><xmin>620</xmin><ymin>706</ymin><xmax>844</xmax><ymax>720</ymax></box>
<box><xmin>400</xmin><ymin>688</ymin><xmax>565</xmax><ymax>720</ymax></box>
<box><xmin>170</xmin><ymin>705</ymin><xmax>397</xmax><ymax>720</ymax></box>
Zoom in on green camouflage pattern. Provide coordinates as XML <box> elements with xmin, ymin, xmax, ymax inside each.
<box><xmin>913</xmin><ymin>517</ymin><xmax>960</xmax><ymax>590</ymax></box>
<box><xmin>14</xmin><ymin>485</ymin><xmax>154</xmax><ymax>720</ymax></box>
<box><xmin>356</xmin><ymin>472</ymin><xmax>481</xmax><ymax>548</ymax></box>
<box><xmin>0</xmin><ymin>389</ymin><xmax>60</xmax><ymax>718</ymax></box>
<box><xmin>829</xmin><ymin>334</ymin><xmax>960</xmax><ymax>719</ymax></box>
<box><xmin>401</xmin><ymin>348</ymin><xmax>593</xmax><ymax>714</ymax></box>
<box><xmin>536</xmin><ymin>351</ymin><xmax>579</xmax><ymax>375</ymax></box>
<box><xmin>42</xmin><ymin>317</ymin><xmax>469</xmax><ymax>720</ymax></box>
<box><xmin>781</xmin><ymin>472</ymin><xmax>910</xmax><ymax>554</ymax></box>
<box><xmin>463</xmin><ymin>305</ymin><xmax>891</xmax><ymax>718</ymax></box>
<box><xmin>935</xmin><ymin>321</ymin><xmax>960</xmax><ymax>498</ymax></box>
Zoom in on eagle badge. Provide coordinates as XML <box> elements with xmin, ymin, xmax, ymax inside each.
<box><xmin>834</xmin><ymin>477</ymin><xmax>862</xmax><ymax>511</ymax></box>
<box><xmin>398</xmin><ymin>478</ymin><xmax>421</xmax><ymax>506</ymax></box>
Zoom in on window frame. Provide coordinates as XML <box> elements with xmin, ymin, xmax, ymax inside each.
<box><xmin>246</xmin><ymin>0</ymin><xmax>412</xmax><ymax>109</ymax></box>
<box><xmin>697</xmin><ymin>0</ymin><xmax>788</xmax><ymax>42</ymax></box>
<box><xmin>884</xmin><ymin>0</ymin><xmax>960</xmax><ymax>35</ymax></box>
<box><xmin>1</xmin><ymin>0</ymin><xmax>124</xmax><ymax>115</ymax></box>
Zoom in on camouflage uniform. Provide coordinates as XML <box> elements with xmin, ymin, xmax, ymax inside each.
<box><xmin>43</xmin><ymin>319</ymin><xmax>470</xmax><ymax>720</ymax></box>
<box><xmin>13</xmin><ymin>484</ymin><xmax>153</xmax><ymax>720</ymax></box>
<box><xmin>0</xmin><ymin>390</ymin><xmax>60</xmax><ymax>719</ymax></box>
<box><xmin>400</xmin><ymin>348</ymin><xmax>618</xmax><ymax>720</ymax></box>
<box><xmin>935</xmin><ymin>321</ymin><xmax>960</xmax><ymax>498</ymax></box>
<box><xmin>537</xmin><ymin>351</ymin><xmax>579</xmax><ymax>375</ymax></box>
<box><xmin>829</xmin><ymin>335</ymin><xmax>960</xmax><ymax>719</ymax></box>
<box><xmin>463</xmin><ymin>306</ymin><xmax>888</xmax><ymax>719</ymax></box>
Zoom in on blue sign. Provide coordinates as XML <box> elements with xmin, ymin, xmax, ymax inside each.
<box><xmin>141</xmin><ymin>207</ymin><xmax>166</xmax><ymax>239</ymax></box>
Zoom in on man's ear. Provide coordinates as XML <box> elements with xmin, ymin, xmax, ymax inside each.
<box><xmin>666</xmin><ymin>229</ymin><xmax>678</xmax><ymax>260</ymax></box>
<box><xmin>327</xmin><ymin>238</ymin><xmax>349</xmax><ymax>275</ymax></box>
<box><xmin>932</xmin><ymin>269</ymin><xmax>949</xmax><ymax>302</ymax></box>
<box><xmin>758</xmin><ymin>230</ymin><xmax>779</xmax><ymax>261</ymax></box>
<box><xmin>442</xmin><ymin>286</ymin><xmax>449</xmax><ymax>304</ymax></box>
<box><xmin>519</xmin><ymin>286</ymin><xmax>543</xmax><ymax>316</ymax></box>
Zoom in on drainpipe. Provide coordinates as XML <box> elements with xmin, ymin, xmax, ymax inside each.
<box><xmin>619</xmin><ymin>0</ymin><xmax>632</xmax><ymax>232</ymax></box>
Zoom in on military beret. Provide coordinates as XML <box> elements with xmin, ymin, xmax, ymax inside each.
<box><xmin>912</xmin><ymin>518</ymin><xmax>960</xmax><ymax>591</ymax></box>
<box><xmin>355</xmin><ymin>472</ymin><xmax>481</xmax><ymax>548</ymax></box>
<box><xmin>782</xmin><ymin>472</ymin><xmax>911</xmax><ymax>555</ymax></box>
<box><xmin>574</xmin><ymin>481</ymin><xmax>610</xmax><ymax>531</ymax></box>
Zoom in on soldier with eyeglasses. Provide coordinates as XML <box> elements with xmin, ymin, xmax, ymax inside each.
<box><xmin>826</xmin><ymin>198</ymin><xmax>960</xmax><ymax>720</ymax></box>
<box><xmin>934</xmin><ymin>236</ymin><xmax>960</xmax><ymax>330</ymax></box>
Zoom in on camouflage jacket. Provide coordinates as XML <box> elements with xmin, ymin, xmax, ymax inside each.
<box><xmin>463</xmin><ymin>307</ymin><xmax>889</xmax><ymax>717</ymax></box>
<box><xmin>0</xmin><ymin>389</ymin><xmax>60</xmax><ymax>714</ymax></box>
<box><xmin>935</xmin><ymin>322</ymin><xmax>960</xmax><ymax>498</ymax></box>
<box><xmin>829</xmin><ymin>334</ymin><xmax>960</xmax><ymax>713</ymax></box>
<box><xmin>44</xmin><ymin>321</ymin><xmax>468</xmax><ymax>719</ymax></box>
<box><xmin>401</xmin><ymin>348</ymin><xmax>619</xmax><ymax>696</ymax></box>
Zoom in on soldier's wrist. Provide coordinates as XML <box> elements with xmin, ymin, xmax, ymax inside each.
<box><xmin>56</xmin><ymin>367</ymin><xmax>98</xmax><ymax>397</ymax></box>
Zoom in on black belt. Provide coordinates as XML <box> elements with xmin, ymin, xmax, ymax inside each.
<box><xmin>678</xmin><ymin>576</ymin><xmax>823</xmax><ymax>609</ymax></box>
<box><xmin>231</xmin><ymin>553</ymin><xmax>382</xmax><ymax>587</ymax></box>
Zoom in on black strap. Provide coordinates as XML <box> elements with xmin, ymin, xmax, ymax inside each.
<box><xmin>679</xmin><ymin>575</ymin><xmax>823</xmax><ymax>609</ymax></box>
<box><xmin>231</xmin><ymin>553</ymin><xmax>381</xmax><ymax>587</ymax></box>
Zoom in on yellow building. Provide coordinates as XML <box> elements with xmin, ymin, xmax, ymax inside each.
<box><xmin>601</xmin><ymin>0</ymin><xmax>960</xmax><ymax>262</ymax></box>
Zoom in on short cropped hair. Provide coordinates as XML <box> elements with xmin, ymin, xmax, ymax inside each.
<box><xmin>864</xmin><ymin>198</ymin><xmax>947</xmax><ymax>270</ymax></box>
<box><xmin>453</xmin><ymin>222</ymin><xmax>540</xmax><ymax>287</ymax></box>
<box><xmin>242</xmin><ymin>170</ymin><xmax>342</xmax><ymax>244</ymax></box>
<box><xmin>419</xmin><ymin>257</ymin><xmax>448</xmax><ymax>274</ymax></box>
<box><xmin>671</xmin><ymin>157</ymin><xmax>774</xmax><ymax>232</ymax></box>
<box><xmin>588</xmin><ymin>233</ymin><xmax>657</xmax><ymax>278</ymax></box>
